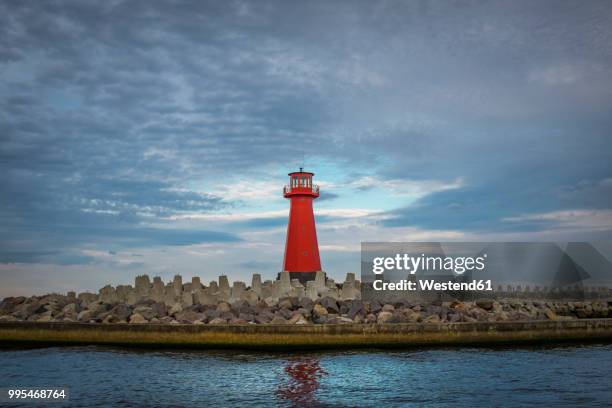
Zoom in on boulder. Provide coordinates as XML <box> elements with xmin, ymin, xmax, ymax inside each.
<box><xmin>544</xmin><ymin>309</ymin><xmax>558</xmax><ymax>321</ymax></box>
<box><xmin>169</xmin><ymin>303</ymin><xmax>183</xmax><ymax>316</ymax></box>
<box><xmin>327</xmin><ymin>316</ymin><xmax>353</xmax><ymax>324</ymax></box>
<box><xmin>208</xmin><ymin>317</ymin><xmax>227</xmax><ymax>325</ymax></box>
<box><xmin>365</xmin><ymin>313</ymin><xmax>377</xmax><ymax>323</ymax></box>
<box><xmin>77</xmin><ymin>310</ymin><xmax>93</xmax><ymax>322</ymax></box>
<box><xmin>87</xmin><ymin>302</ymin><xmax>110</xmax><ymax>317</ymax></box>
<box><xmin>347</xmin><ymin>300</ymin><xmax>365</xmax><ymax>320</ymax></box>
<box><xmin>36</xmin><ymin>313</ymin><xmax>54</xmax><ymax>322</ymax></box>
<box><xmin>423</xmin><ymin>314</ymin><xmax>441</xmax><ymax>323</ymax></box>
<box><xmin>175</xmin><ymin>310</ymin><xmax>204</xmax><ymax>324</ymax></box>
<box><xmin>217</xmin><ymin>302</ymin><xmax>231</xmax><ymax>313</ymax></box>
<box><xmin>133</xmin><ymin>306</ymin><xmax>156</xmax><ymax>320</ymax></box>
<box><xmin>255</xmin><ymin>314</ymin><xmax>272</xmax><ymax>324</ymax></box>
<box><xmin>319</xmin><ymin>297</ymin><xmax>339</xmax><ymax>313</ymax></box>
<box><xmin>109</xmin><ymin>304</ymin><xmax>132</xmax><ymax>321</ymax></box>
<box><xmin>61</xmin><ymin>303</ymin><xmax>79</xmax><ymax>319</ymax></box>
<box><xmin>270</xmin><ymin>315</ymin><xmax>288</xmax><ymax>324</ymax></box>
<box><xmin>0</xmin><ymin>296</ymin><xmax>26</xmax><ymax>314</ymax></box>
<box><xmin>151</xmin><ymin>302</ymin><xmax>168</xmax><ymax>317</ymax></box>
<box><xmin>278</xmin><ymin>298</ymin><xmax>293</xmax><ymax>310</ymax></box>
<box><xmin>368</xmin><ymin>300</ymin><xmax>382</xmax><ymax>313</ymax></box>
<box><xmin>288</xmin><ymin>314</ymin><xmax>309</xmax><ymax>324</ymax></box>
<box><xmin>475</xmin><ymin>299</ymin><xmax>494</xmax><ymax>311</ymax></box>
<box><xmin>129</xmin><ymin>313</ymin><xmax>148</xmax><ymax>324</ymax></box>
<box><xmin>312</xmin><ymin>304</ymin><xmax>328</xmax><ymax>317</ymax></box>
<box><xmin>377</xmin><ymin>311</ymin><xmax>393</xmax><ymax>324</ymax></box>
<box><xmin>298</xmin><ymin>297</ymin><xmax>314</xmax><ymax>312</ymax></box>
<box><xmin>381</xmin><ymin>304</ymin><xmax>395</xmax><ymax>312</ymax></box>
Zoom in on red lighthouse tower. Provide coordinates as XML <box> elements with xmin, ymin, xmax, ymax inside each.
<box><xmin>282</xmin><ymin>168</ymin><xmax>322</xmax><ymax>282</ymax></box>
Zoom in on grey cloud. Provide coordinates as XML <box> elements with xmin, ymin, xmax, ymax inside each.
<box><xmin>1</xmin><ymin>0</ymin><xmax>611</xmax><ymax>275</ymax></box>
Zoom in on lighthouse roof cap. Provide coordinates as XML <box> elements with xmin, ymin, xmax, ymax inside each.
<box><xmin>288</xmin><ymin>171</ymin><xmax>314</xmax><ymax>176</ymax></box>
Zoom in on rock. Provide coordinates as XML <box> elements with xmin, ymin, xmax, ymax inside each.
<box><xmin>169</xmin><ymin>303</ymin><xmax>183</xmax><ymax>316</ymax></box>
<box><xmin>319</xmin><ymin>296</ymin><xmax>339</xmax><ymax>313</ymax></box>
<box><xmin>276</xmin><ymin>308</ymin><xmax>292</xmax><ymax>319</ymax></box>
<box><xmin>544</xmin><ymin>309</ymin><xmax>558</xmax><ymax>321</ymax></box>
<box><xmin>208</xmin><ymin>317</ymin><xmax>226</xmax><ymax>325</ymax></box>
<box><xmin>312</xmin><ymin>304</ymin><xmax>328</xmax><ymax>317</ymax></box>
<box><xmin>129</xmin><ymin>313</ymin><xmax>148</xmax><ymax>324</ymax></box>
<box><xmin>0</xmin><ymin>296</ymin><xmax>26</xmax><ymax>314</ymax></box>
<box><xmin>381</xmin><ymin>304</ymin><xmax>395</xmax><ymax>312</ymax></box>
<box><xmin>109</xmin><ymin>304</ymin><xmax>132</xmax><ymax>321</ymax></box>
<box><xmin>377</xmin><ymin>311</ymin><xmax>393</xmax><ymax>324</ymax></box>
<box><xmin>36</xmin><ymin>314</ymin><xmax>54</xmax><ymax>322</ymax></box>
<box><xmin>175</xmin><ymin>310</ymin><xmax>204</xmax><ymax>324</ymax></box>
<box><xmin>423</xmin><ymin>314</ymin><xmax>441</xmax><ymax>323</ymax></box>
<box><xmin>255</xmin><ymin>314</ymin><xmax>272</xmax><ymax>324</ymax></box>
<box><xmin>231</xmin><ymin>300</ymin><xmax>251</xmax><ymax>314</ymax></box>
<box><xmin>133</xmin><ymin>306</ymin><xmax>156</xmax><ymax>320</ymax></box>
<box><xmin>278</xmin><ymin>298</ymin><xmax>293</xmax><ymax>310</ymax></box>
<box><xmin>216</xmin><ymin>302</ymin><xmax>231</xmax><ymax>313</ymax></box>
<box><xmin>288</xmin><ymin>314</ymin><xmax>309</xmax><ymax>324</ymax></box>
<box><xmin>270</xmin><ymin>315</ymin><xmax>287</xmax><ymax>324</ymax></box>
<box><xmin>0</xmin><ymin>315</ymin><xmax>17</xmax><ymax>322</ymax></box>
<box><xmin>151</xmin><ymin>302</ymin><xmax>168</xmax><ymax>317</ymax></box>
<box><xmin>347</xmin><ymin>300</ymin><xmax>365</xmax><ymax>320</ymax></box>
<box><xmin>476</xmin><ymin>299</ymin><xmax>494</xmax><ymax>311</ymax></box>
<box><xmin>327</xmin><ymin>316</ymin><xmax>353</xmax><ymax>324</ymax></box>
<box><xmin>264</xmin><ymin>297</ymin><xmax>278</xmax><ymax>307</ymax></box>
<box><xmin>102</xmin><ymin>314</ymin><xmax>123</xmax><ymax>324</ymax></box>
<box><xmin>368</xmin><ymin>300</ymin><xmax>382</xmax><ymax>313</ymax></box>
<box><xmin>298</xmin><ymin>297</ymin><xmax>314</xmax><ymax>312</ymax></box>
<box><xmin>61</xmin><ymin>303</ymin><xmax>79</xmax><ymax>319</ymax></box>
<box><xmin>448</xmin><ymin>312</ymin><xmax>462</xmax><ymax>323</ymax></box>
<box><xmin>77</xmin><ymin>310</ymin><xmax>93</xmax><ymax>322</ymax></box>
<box><xmin>13</xmin><ymin>300</ymin><xmax>45</xmax><ymax>319</ymax></box>
<box><xmin>238</xmin><ymin>312</ymin><xmax>255</xmax><ymax>322</ymax></box>
<box><xmin>87</xmin><ymin>302</ymin><xmax>110</xmax><ymax>317</ymax></box>
<box><xmin>77</xmin><ymin>292</ymin><xmax>97</xmax><ymax>306</ymax></box>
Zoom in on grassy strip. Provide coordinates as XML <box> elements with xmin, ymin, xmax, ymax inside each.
<box><xmin>1</xmin><ymin>326</ymin><xmax>612</xmax><ymax>350</ymax></box>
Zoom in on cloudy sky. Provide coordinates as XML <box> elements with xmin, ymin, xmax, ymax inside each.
<box><xmin>1</xmin><ymin>0</ymin><xmax>611</xmax><ymax>297</ymax></box>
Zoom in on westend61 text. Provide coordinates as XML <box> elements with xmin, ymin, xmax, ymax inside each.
<box><xmin>373</xmin><ymin>279</ymin><xmax>493</xmax><ymax>291</ymax></box>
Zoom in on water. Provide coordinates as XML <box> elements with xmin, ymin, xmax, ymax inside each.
<box><xmin>1</xmin><ymin>344</ymin><xmax>611</xmax><ymax>407</ymax></box>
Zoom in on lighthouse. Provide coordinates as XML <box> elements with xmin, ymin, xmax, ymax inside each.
<box><xmin>282</xmin><ymin>168</ymin><xmax>322</xmax><ymax>283</ymax></box>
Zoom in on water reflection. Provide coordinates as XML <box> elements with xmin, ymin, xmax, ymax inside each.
<box><xmin>276</xmin><ymin>357</ymin><xmax>326</xmax><ymax>407</ymax></box>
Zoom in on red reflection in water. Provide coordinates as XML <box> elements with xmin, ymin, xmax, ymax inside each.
<box><xmin>276</xmin><ymin>357</ymin><xmax>326</xmax><ymax>407</ymax></box>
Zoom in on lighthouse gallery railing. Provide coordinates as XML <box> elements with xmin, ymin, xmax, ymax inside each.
<box><xmin>284</xmin><ymin>185</ymin><xmax>319</xmax><ymax>194</ymax></box>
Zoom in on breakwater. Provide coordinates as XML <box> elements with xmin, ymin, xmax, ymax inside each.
<box><xmin>1</xmin><ymin>319</ymin><xmax>612</xmax><ymax>350</ymax></box>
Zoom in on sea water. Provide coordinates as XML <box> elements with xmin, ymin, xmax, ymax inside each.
<box><xmin>0</xmin><ymin>344</ymin><xmax>611</xmax><ymax>407</ymax></box>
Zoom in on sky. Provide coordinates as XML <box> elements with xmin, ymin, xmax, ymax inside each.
<box><xmin>1</xmin><ymin>0</ymin><xmax>611</xmax><ymax>297</ymax></box>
